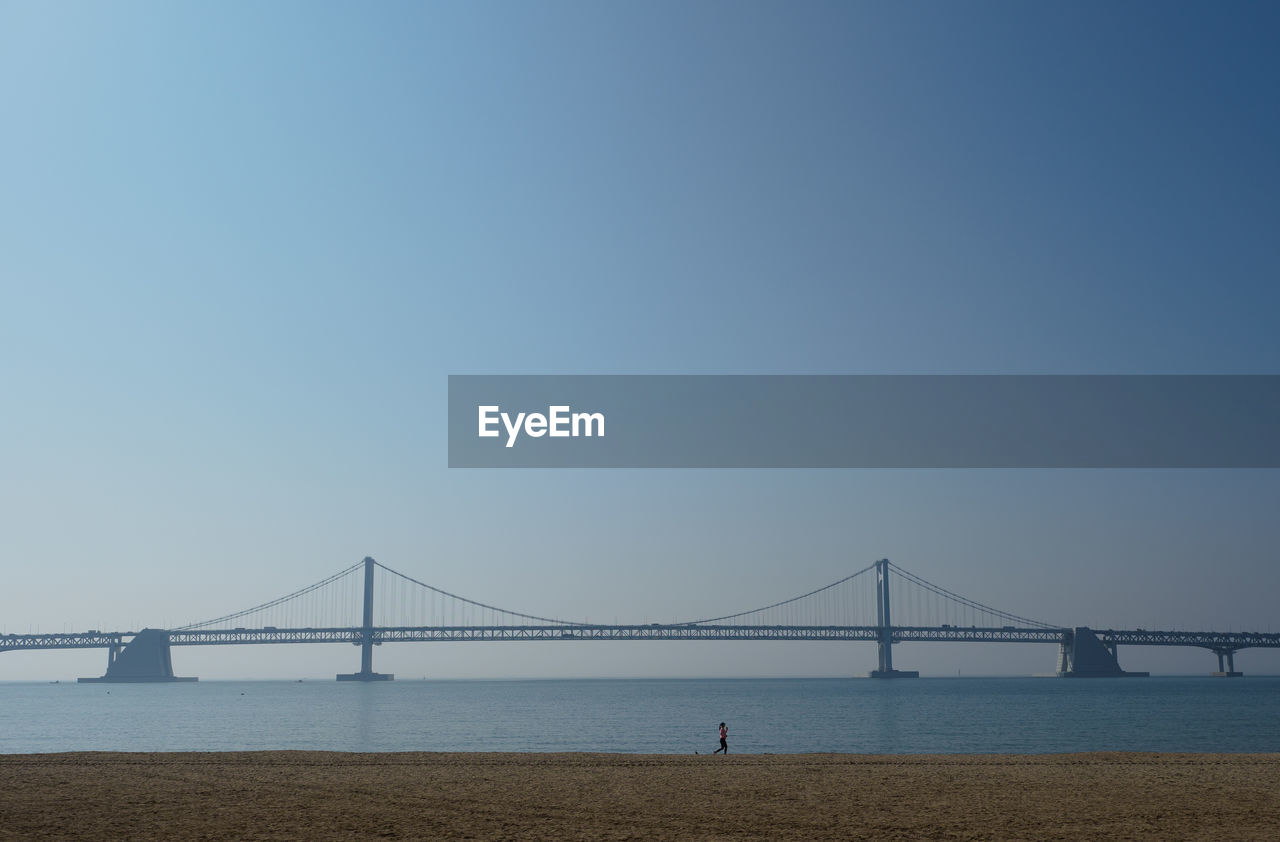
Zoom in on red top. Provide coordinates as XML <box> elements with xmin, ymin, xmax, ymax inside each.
<box><xmin>719</xmin><ymin>725</ymin><xmax>727</xmax><ymax>739</ymax></box>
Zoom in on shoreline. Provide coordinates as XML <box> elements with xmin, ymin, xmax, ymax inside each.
<box><xmin>4</xmin><ymin>751</ymin><xmax>1279</xmax><ymax>840</ymax></box>
<box><xmin>22</xmin><ymin>747</ymin><xmax>1258</xmax><ymax>753</ymax></box>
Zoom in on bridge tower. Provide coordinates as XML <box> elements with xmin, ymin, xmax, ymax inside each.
<box><xmin>337</xmin><ymin>557</ymin><xmax>394</xmax><ymax>682</ymax></box>
<box><xmin>868</xmin><ymin>559</ymin><xmax>918</xmax><ymax>678</ymax></box>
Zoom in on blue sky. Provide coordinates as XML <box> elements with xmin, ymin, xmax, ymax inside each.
<box><xmin>3</xmin><ymin>2</ymin><xmax>1279</xmax><ymax>680</ymax></box>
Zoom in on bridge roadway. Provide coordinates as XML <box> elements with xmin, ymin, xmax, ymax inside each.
<box><xmin>4</xmin><ymin>625</ymin><xmax>1280</xmax><ymax>650</ymax></box>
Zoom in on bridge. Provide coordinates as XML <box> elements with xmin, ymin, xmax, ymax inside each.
<box><xmin>2</xmin><ymin>558</ymin><xmax>1276</xmax><ymax>682</ymax></box>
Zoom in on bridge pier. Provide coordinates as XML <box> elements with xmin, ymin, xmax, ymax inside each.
<box><xmin>78</xmin><ymin>629</ymin><xmax>197</xmax><ymax>683</ymax></box>
<box><xmin>868</xmin><ymin>559</ymin><xmax>918</xmax><ymax>678</ymax></box>
<box><xmin>1057</xmin><ymin>627</ymin><xmax>1147</xmax><ymax>677</ymax></box>
<box><xmin>1211</xmin><ymin>649</ymin><xmax>1242</xmax><ymax>677</ymax></box>
<box><xmin>337</xmin><ymin>557</ymin><xmax>393</xmax><ymax>682</ymax></box>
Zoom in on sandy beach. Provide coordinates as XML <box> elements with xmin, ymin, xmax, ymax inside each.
<box><xmin>2</xmin><ymin>751</ymin><xmax>1278</xmax><ymax>840</ymax></box>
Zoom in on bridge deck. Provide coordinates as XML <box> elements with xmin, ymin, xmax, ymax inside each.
<box><xmin>5</xmin><ymin>626</ymin><xmax>1280</xmax><ymax>651</ymax></box>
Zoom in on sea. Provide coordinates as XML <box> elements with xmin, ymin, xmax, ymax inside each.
<box><xmin>3</xmin><ymin>677</ymin><xmax>1279</xmax><ymax>755</ymax></box>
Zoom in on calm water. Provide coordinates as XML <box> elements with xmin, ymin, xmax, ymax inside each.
<box><xmin>2</xmin><ymin>677</ymin><xmax>1279</xmax><ymax>755</ymax></box>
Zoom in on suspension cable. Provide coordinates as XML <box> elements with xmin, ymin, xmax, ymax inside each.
<box><xmin>173</xmin><ymin>556</ymin><xmax>1060</xmax><ymax>633</ymax></box>
<box><xmin>175</xmin><ymin>560</ymin><xmax>366</xmax><ymax>630</ymax></box>
<box><xmin>887</xmin><ymin>562</ymin><xmax>1059</xmax><ymax>629</ymax></box>
<box><xmin>374</xmin><ymin>562</ymin><xmax>588</xmax><ymax>626</ymax></box>
<box><xmin>680</xmin><ymin>561</ymin><xmax>880</xmax><ymax>625</ymax></box>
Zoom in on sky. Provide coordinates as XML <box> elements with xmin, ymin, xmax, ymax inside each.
<box><xmin>3</xmin><ymin>1</ymin><xmax>1279</xmax><ymax>680</ymax></box>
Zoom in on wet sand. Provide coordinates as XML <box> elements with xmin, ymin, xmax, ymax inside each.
<box><xmin>2</xmin><ymin>751</ymin><xmax>1278</xmax><ymax>840</ymax></box>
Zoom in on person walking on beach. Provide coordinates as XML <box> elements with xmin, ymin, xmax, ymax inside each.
<box><xmin>713</xmin><ymin>722</ymin><xmax>728</xmax><ymax>754</ymax></box>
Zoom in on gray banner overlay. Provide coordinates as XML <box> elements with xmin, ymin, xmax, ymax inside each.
<box><xmin>448</xmin><ymin>375</ymin><xmax>1280</xmax><ymax>468</ymax></box>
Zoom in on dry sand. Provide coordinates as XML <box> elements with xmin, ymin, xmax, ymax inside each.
<box><xmin>2</xmin><ymin>751</ymin><xmax>1278</xmax><ymax>840</ymax></box>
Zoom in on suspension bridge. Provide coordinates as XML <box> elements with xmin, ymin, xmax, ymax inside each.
<box><xmin>2</xmin><ymin>558</ymin><xmax>1276</xmax><ymax>682</ymax></box>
